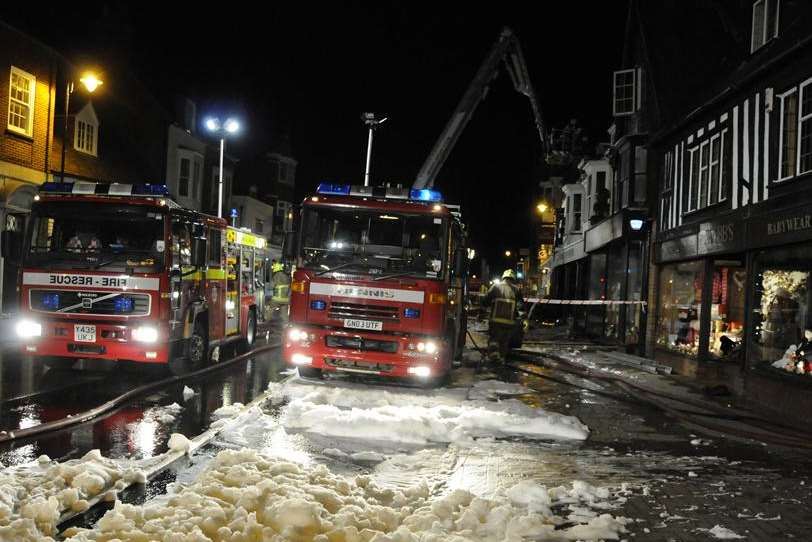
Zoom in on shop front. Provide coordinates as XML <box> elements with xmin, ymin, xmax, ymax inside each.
<box><xmin>654</xmin><ymin>217</ymin><xmax>746</xmax><ymax>370</ymax></box>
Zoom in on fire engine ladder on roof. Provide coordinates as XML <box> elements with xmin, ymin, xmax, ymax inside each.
<box><xmin>412</xmin><ymin>27</ymin><xmax>548</xmax><ymax>190</ymax></box>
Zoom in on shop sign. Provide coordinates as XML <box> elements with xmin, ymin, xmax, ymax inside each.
<box><xmin>698</xmin><ymin>221</ymin><xmax>741</xmax><ymax>255</ymax></box>
<box><xmin>657</xmin><ymin>234</ymin><xmax>697</xmax><ymax>262</ymax></box>
<box><xmin>751</xmin><ymin>206</ymin><xmax>812</xmax><ymax>248</ymax></box>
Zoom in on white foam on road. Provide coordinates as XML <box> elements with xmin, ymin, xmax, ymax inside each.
<box><xmin>64</xmin><ymin>448</ymin><xmax>632</xmax><ymax>542</ymax></box>
<box><xmin>278</xmin><ymin>379</ymin><xmax>590</xmax><ymax>445</ymax></box>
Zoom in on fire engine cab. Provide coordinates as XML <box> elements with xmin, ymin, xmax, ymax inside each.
<box><xmin>282</xmin><ymin>183</ymin><xmax>468</xmax><ymax>385</ymax></box>
<box><xmin>4</xmin><ymin>181</ymin><xmax>267</xmax><ymax>374</ymax></box>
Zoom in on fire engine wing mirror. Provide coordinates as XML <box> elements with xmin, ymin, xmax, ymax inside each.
<box><xmin>191</xmin><ymin>237</ymin><xmax>206</xmax><ymax>268</ymax></box>
<box><xmin>283</xmin><ymin>231</ymin><xmax>297</xmax><ymax>261</ymax></box>
<box><xmin>1</xmin><ymin>230</ymin><xmax>22</xmax><ymax>261</ymax></box>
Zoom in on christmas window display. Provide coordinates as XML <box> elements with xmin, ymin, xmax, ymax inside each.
<box><xmin>751</xmin><ymin>244</ymin><xmax>812</xmax><ymax>376</ymax></box>
<box><xmin>656</xmin><ymin>261</ymin><xmax>704</xmax><ymax>357</ymax></box>
<box><xmin>708</xmin><ymin>262</ymin><xmax>746</xmax><ymax>360</ymax></box>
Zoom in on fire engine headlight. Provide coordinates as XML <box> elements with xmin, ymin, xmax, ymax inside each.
<box><xmin>408</xmin><ymin>366</ymin><xmax>432</xmax><ymax>378</ymax></box>
<box><xmin>16</xmin><ymin>319</ymin><xmax>42</xmax><ymax>338</ymax></box>
<box><xmin>132</xmin><ymin>326</ymin><xmax>158</xmax><ymax>343</ymax></box>
<box><xmin>416</xmin><ymin>341</ymin><xmax>437</xmax><ymax>354</ymax></box>
<box><xmin>288</xmin><ymin>328</ymin><xmax>303</xmax><ymax>341</ymax></box>
<box><xmin>292</xmin><ymin>353</ymin><xmax>313</xmax><ymax>365</ymax></box>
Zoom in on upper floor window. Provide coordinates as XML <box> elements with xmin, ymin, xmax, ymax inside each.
<box><xmin>8</xmin><ymin>66</ymin><xmax>36</xmax><ymax>137</ymax></box>
<box><xmin>276</xmin><ymin>200</ymin><xmax>291</xmax><ymax>218</ymax></box>
<box><xmin>177</xmin><ymin>152</ymin><xmax>202</xmax><ymax>200</ymax></box>
<box><xmin>778</xmin><ymin>78</ymin><xmax>812</xmax><ymax>180</ymax></box>
<box><xmin>612</xmin><ymin>69</ymin><xmax>638</xmax><ymax>116</ymax></box>
<box><xmin>751</xmin><ymin>0</ymin><xmax>780</xmax><ymax>53</ymax></box>
<box><xmin>74</xmin><ymin>103</ymin><xmax>99</xmax><ymax>156</ymax></box>
<box><xmin>571</xmin><ymin>194</ymin><xmax>583</xmax><ymax>232</ymax></box>
<box><xmin>254</xmin><ymin>218</ymin><xmax>264</xmax><ymax>233</ymax></box>
<box><xmin>686</xmin><ymin>129</ymin><xmax>728</xmax><ymax>212</ymax></box>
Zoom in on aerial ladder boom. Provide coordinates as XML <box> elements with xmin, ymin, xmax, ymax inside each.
<box><xmin>412</xmin><ymin>27</ymin><xmax>548</xmax><ymax>190</ymax></box>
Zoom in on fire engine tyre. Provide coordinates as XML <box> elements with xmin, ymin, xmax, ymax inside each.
<box><xmin>297</xmin><ymin>367</ymin><xmax>322</xmax><ymax>379</ymax></box>
<box><xmin>42</xmin><ymin>357</ymin><xmax>76</xmax><ymax>370</ymax></box>
<box><xmin>238</xmin><ymin>310</ymin><xmax>257</xmax><ymax>354</ymax></box>
<box><xmin>171</xmin><ymin>321</ymin><xmax>209</xmax><ymax>375</ymax></box>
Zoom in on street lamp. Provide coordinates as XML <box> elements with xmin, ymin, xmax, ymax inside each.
<box><xmin>204</xmin><ymin>116</ymin><xmax>241</xmax><ymax>218</ymax></box>
<box><xmin>362</xmin><ymin>112</ymin><xmax>387</xmax><ymax>187</ymax></box>
<box><xmin>536</xmin><ymin>201</ymin><xmax>548</xmax><ymax>215</ymax></box>
<box><xmin>59</xmin><ymin>71</ymin><xmax>103</xmax><ymax>182</ymax></box>
<box><xmin>504</xmin><ymin>250</ymin><xmax>512</xmax><ymax>258</ymax></box>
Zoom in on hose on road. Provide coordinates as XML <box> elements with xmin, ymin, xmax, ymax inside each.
<box><xmin>0</xmin><ymin>341</ymin><xmax>281</xmax><ymax>445</ymax></box>
<box><xmin>508</xmin><ymin>349</ymin><xmax>812</xmax><ymax>450</ymax></box>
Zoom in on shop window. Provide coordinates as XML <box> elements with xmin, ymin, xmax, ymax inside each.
<box><xmin>656</xmin><ymin>261</ymin><xmax>705</xmax><ymax>357</ymax></box>
<box><xmin>708</xmin><ymin>261</ymin><xmax>746</xmax><ymax>360</ymax></box>
<box><xmin>751</xmin><ymin>245</ymin><xmax>812</xmax><ymax>374</ymax></box>
<box><xmin>604</xmin><ymin>244</ymin><xmax>625</xmax><ymax>341</ymax></box>
<box><xmin>625</xmin><ymin>242</ymin><xmax>644</xmax><ymax>345</ymax></box>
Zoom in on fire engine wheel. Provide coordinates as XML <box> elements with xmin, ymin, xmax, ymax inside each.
<box><xmin>170</xmin><ymin>321</ymin><xmax>209</xmax><ymax>375</ymax></box>
<box><xmin>41</xmin><ymin>357</ymin><xmax>77</xmax><ymax>370</ymax></box>
<box><xmin>297</xmin><ymin>367</ymin><xmax>322</xmax><ymax>379</ymax></box>
<box><xmin>237</xmin><ymin>310</ymin><xmax>257</xmax><ymax>354</ymax></box>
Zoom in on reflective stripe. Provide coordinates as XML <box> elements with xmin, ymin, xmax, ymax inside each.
<box><xmin>272</xmin><ymin>284</ymin><xmax>290</xmax><ymax>303</ymax></box>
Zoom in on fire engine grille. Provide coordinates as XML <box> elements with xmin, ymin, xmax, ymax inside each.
<box><xmin>325</xmin><ymin>335</ymin><xmax>398</xmax><ymax>353</ymax></box>
<box><xmin>328</xmin><ymin>302</ymin><xmax>400</xmax><ymax>322</ymax></box>
<box><xmin>30</xmin><ymin>290</ymin><xmax>151</xmax><ymax>316</ymax></box>
<box><xmin>324</xmin><ymin>358</ymin><xmax>394</xmax><ymax>374</ymax></box>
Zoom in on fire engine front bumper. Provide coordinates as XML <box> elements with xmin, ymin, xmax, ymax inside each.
<box><xmin>18</xmin><ymin>319</ymin><xmax>171</xmax><ymax>364</ymax></box>
<box><xmin>282</xmin><ymin>325</ymin><xmax>449</xmax><ymax>378</ymax></box>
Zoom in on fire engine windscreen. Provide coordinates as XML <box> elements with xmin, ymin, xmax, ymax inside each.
<box><xmin>300</xmin><ymin>207</ymin><xmax>445</xmax><ymax>277</ymax></box>
<box><xmin>26</xmin><ymin>202</ymin><xmax>165</xmax><ymax>272</ymax></box>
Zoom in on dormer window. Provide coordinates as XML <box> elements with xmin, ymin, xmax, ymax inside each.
<box><xmin>751</xmin><ymin>0</ymin><xmax>780</xmax><ymax>53</ymax></box>
<box><xmin>74</xmin><ymin>102</ymin><xmax>98</xmax><ymax>156</ymax></box>
<box><xmin>612</xmin><ymin>69</ymin><xmax>640</xmax><ymax>116</ymax></box>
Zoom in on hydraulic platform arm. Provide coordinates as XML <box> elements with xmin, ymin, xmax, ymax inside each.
<box><xmin>412</xmin><ymin>27</ymin><xmax>548</xmax><ymax>190</ymax></box>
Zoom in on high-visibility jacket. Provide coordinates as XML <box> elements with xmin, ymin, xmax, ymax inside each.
<box><xmin>271</xmin><ymin>271</ymin><xmax>291</xmax><ymax>304</ymax></box>
<box><xmin>483</xmin><ymin>281</ymin><xmax>522</xmax><ymax>325</ymax></box>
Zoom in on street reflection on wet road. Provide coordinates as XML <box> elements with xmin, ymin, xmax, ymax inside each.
<box><xmin>0</xmin><ymin>336</ymin><xmax>285</xmax><ymax>466</ymax></box>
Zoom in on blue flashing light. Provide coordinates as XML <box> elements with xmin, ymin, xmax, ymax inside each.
<box><xmin>41</xmin><ymin>293</ymin><xmax>60</xmax><ymax>310</ymax></box>
<box><xmin>404</xmin><ymin>308</ymin><xmax>420</xmax><ymax>319</ymax></box>
<box><xmin>40</xmin><ymin>182</ymin><xmax>74</xmax><ymax>193</ymax></box>
<box><xmin>230</xmin><ymin>208</ymin><xmax>239</xmax><ymax>218</ymax></box>
<box><xmin>409</xmin><ymin>189</ymin><xmax>443</xmax><ymax>203</ymax></box>
<box><xmin>316</xmin><ymin>183</ymin><xmax>351</xmax><ymax>196</ymax></box>
<box><xmin>114</xmin><ymin>296</ymin><xmax>134</xmax><ymax>313</ymax></box>
<box><xmin>131</xmin><ymin>184</ymin><xmax>169</xmax><ymax>196</ymax></box>
<box><xmin>310</xmin><ymin>300</ymin><xmax>327</xmax><ymax>311</ymax></box>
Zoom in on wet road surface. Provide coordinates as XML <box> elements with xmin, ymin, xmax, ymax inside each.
<box><xmin>0</xmin><ymin>330</ymin><xmax>286</xmax><ymax>467</ymax></box>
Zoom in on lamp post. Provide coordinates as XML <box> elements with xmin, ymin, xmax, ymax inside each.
<box><xmin>361</xmin><ymin>112</ymin><xmax>387</xmax><ymax>186</ymax></box>
<box><xmin>59</xmin><ymin>72</ymin><xmax>103</xmax><ymax>182</ymax></box>
<box><xmin>204</xmin><ymin>117</ymin><xmax>240</xmax><ymax>218</ymax></box>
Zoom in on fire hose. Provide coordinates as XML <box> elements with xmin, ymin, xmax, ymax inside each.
<box><xmin>0</xmin><ymin>341</ymin><xmax>281</xmax><ymax>445</ymax></box>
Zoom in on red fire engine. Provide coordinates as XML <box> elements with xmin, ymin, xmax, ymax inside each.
<box><xmin>282</xmin><ymin>183</ymin><xmax>468</xmax><ymax>384</ymax></box>
<box><xmin>4</xmin><ymin>181</ymin><xmax>267</xmax><ymax>374</ymax></box>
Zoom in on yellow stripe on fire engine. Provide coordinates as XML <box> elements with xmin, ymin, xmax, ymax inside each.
<box><xmin>178</xmin><ymin>267</ymin><xmax>227</xmax><ymax>281</ymax></box>
<box><xmin>227</xmin><ymin>227</ymin><xmax>267</xmax><ymax>249</ymax></box>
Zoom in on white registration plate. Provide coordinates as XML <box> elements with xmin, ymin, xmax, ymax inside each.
<box><xmin>343</xmin><ymin>319</ymin><xmax>383</xmax><ymax>331</ymax></box>
<box><xmin>74</xmin><ymin>324</ymin><xmax>96</xmax><ymax>342</ymax></box>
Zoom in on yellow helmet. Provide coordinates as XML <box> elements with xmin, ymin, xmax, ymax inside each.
<box><xmin>272</xmin><ymin>262</ymin><xmax>284</xmax><ymax>273</ymax></box>
<box><xmin>502</xmin><ymin>269</ymin><xmax>515</xmax><ymax>280</ymax></box>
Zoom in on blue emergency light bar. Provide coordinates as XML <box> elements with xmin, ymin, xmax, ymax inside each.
<box><xmin>39</xmin><ymin>182</ymin><xmax>169</xmax><ymax>197</ymax></box>
<box><xmin>409</xmin><ymin>189</ymin><xmax>443</xmax><ymax>202</ymax></box>
<box><xmin>316</xmin><ymin>183</ymin><xmax>443</xmax><ymax>203</ymax></box>
<box><xmin>316</xmin><ymin>183</ymin><xmax>352</xmax><ymax>195</ymax></box>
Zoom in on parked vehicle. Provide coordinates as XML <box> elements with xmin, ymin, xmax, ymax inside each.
<box><xmin>282</xmin><ymin>183</ymin><xmax>467</xmax><ymax>385</ymax></box>
<box><xmin>4</xmin><ymin>181</ymin><xmax>268</xmax><ymax>374</ymax></box>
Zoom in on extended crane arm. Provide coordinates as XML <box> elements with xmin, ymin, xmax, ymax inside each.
<box><xmin>412</xmin><ymin>27</ymin><xmax>548</xmax><ymax>190</ymax></box>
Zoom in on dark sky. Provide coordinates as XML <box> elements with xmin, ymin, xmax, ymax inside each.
<box><xmin>2</xmin><ymin>1</ymin><xmax>627</xmax><ymax>267</ymax></box>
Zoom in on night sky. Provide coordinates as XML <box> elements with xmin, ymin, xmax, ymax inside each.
<box><xmin>2</xmin><ymin>1</ymin><xmax>627</xmax><ymax>267</ymax></box>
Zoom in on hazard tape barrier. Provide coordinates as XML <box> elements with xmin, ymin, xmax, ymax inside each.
<box><xmin>524</xmin><ymin>298</ymin><xmax>647</xmax><ymax>305</ymax></box>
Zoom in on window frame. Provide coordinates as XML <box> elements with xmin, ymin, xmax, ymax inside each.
<box><xmin>687</xmin><ymin>146</ymin><xmax>698</xmax><ymax>212</ymax></box>
<box><xmin>798</xmin><ymin>76</ymin><xmax>812</xmax><ymax>176</ymax></box>
<box><xmin>751</xmin><ymin>0</ymin><xmax>780</xmax><ymax>53</ymax></box>
<box><xmin>708</xmin><ymin>134</ymin><xmax>721</xmax><ymax>205</ymax></box>
<box><xmin>7</xmin><ymin>66</ymin><xmax>36</xmax><ymax>137</ymax></box>
<box><xmin>777</xmin><ymin>87</ymin><xmax>799</xmax><ymax>182</ymax></box>
<box><xmin>74</xmin><ymin>119</ymin><xmax>97</xmax><ymax>156</ymax></box>
<box><xmin>612</xmin><ymin>69</ymin><xmax>636</xmax><ymax>117</ymax></box>
<box><xmin>178</xmin><ymin>157</ymin><xmax>191</xmax><ymax>198</ymax></box>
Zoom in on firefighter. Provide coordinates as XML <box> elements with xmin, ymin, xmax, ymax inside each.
<box><xmin>270</xmin><ymin>260</ymin><xmax>291</xmax><ymax>321</ymax></box>
<box><xmin>482</xmin><ymin>269</ymin><xmax>524</xmax><ymax>363</ymax></box>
